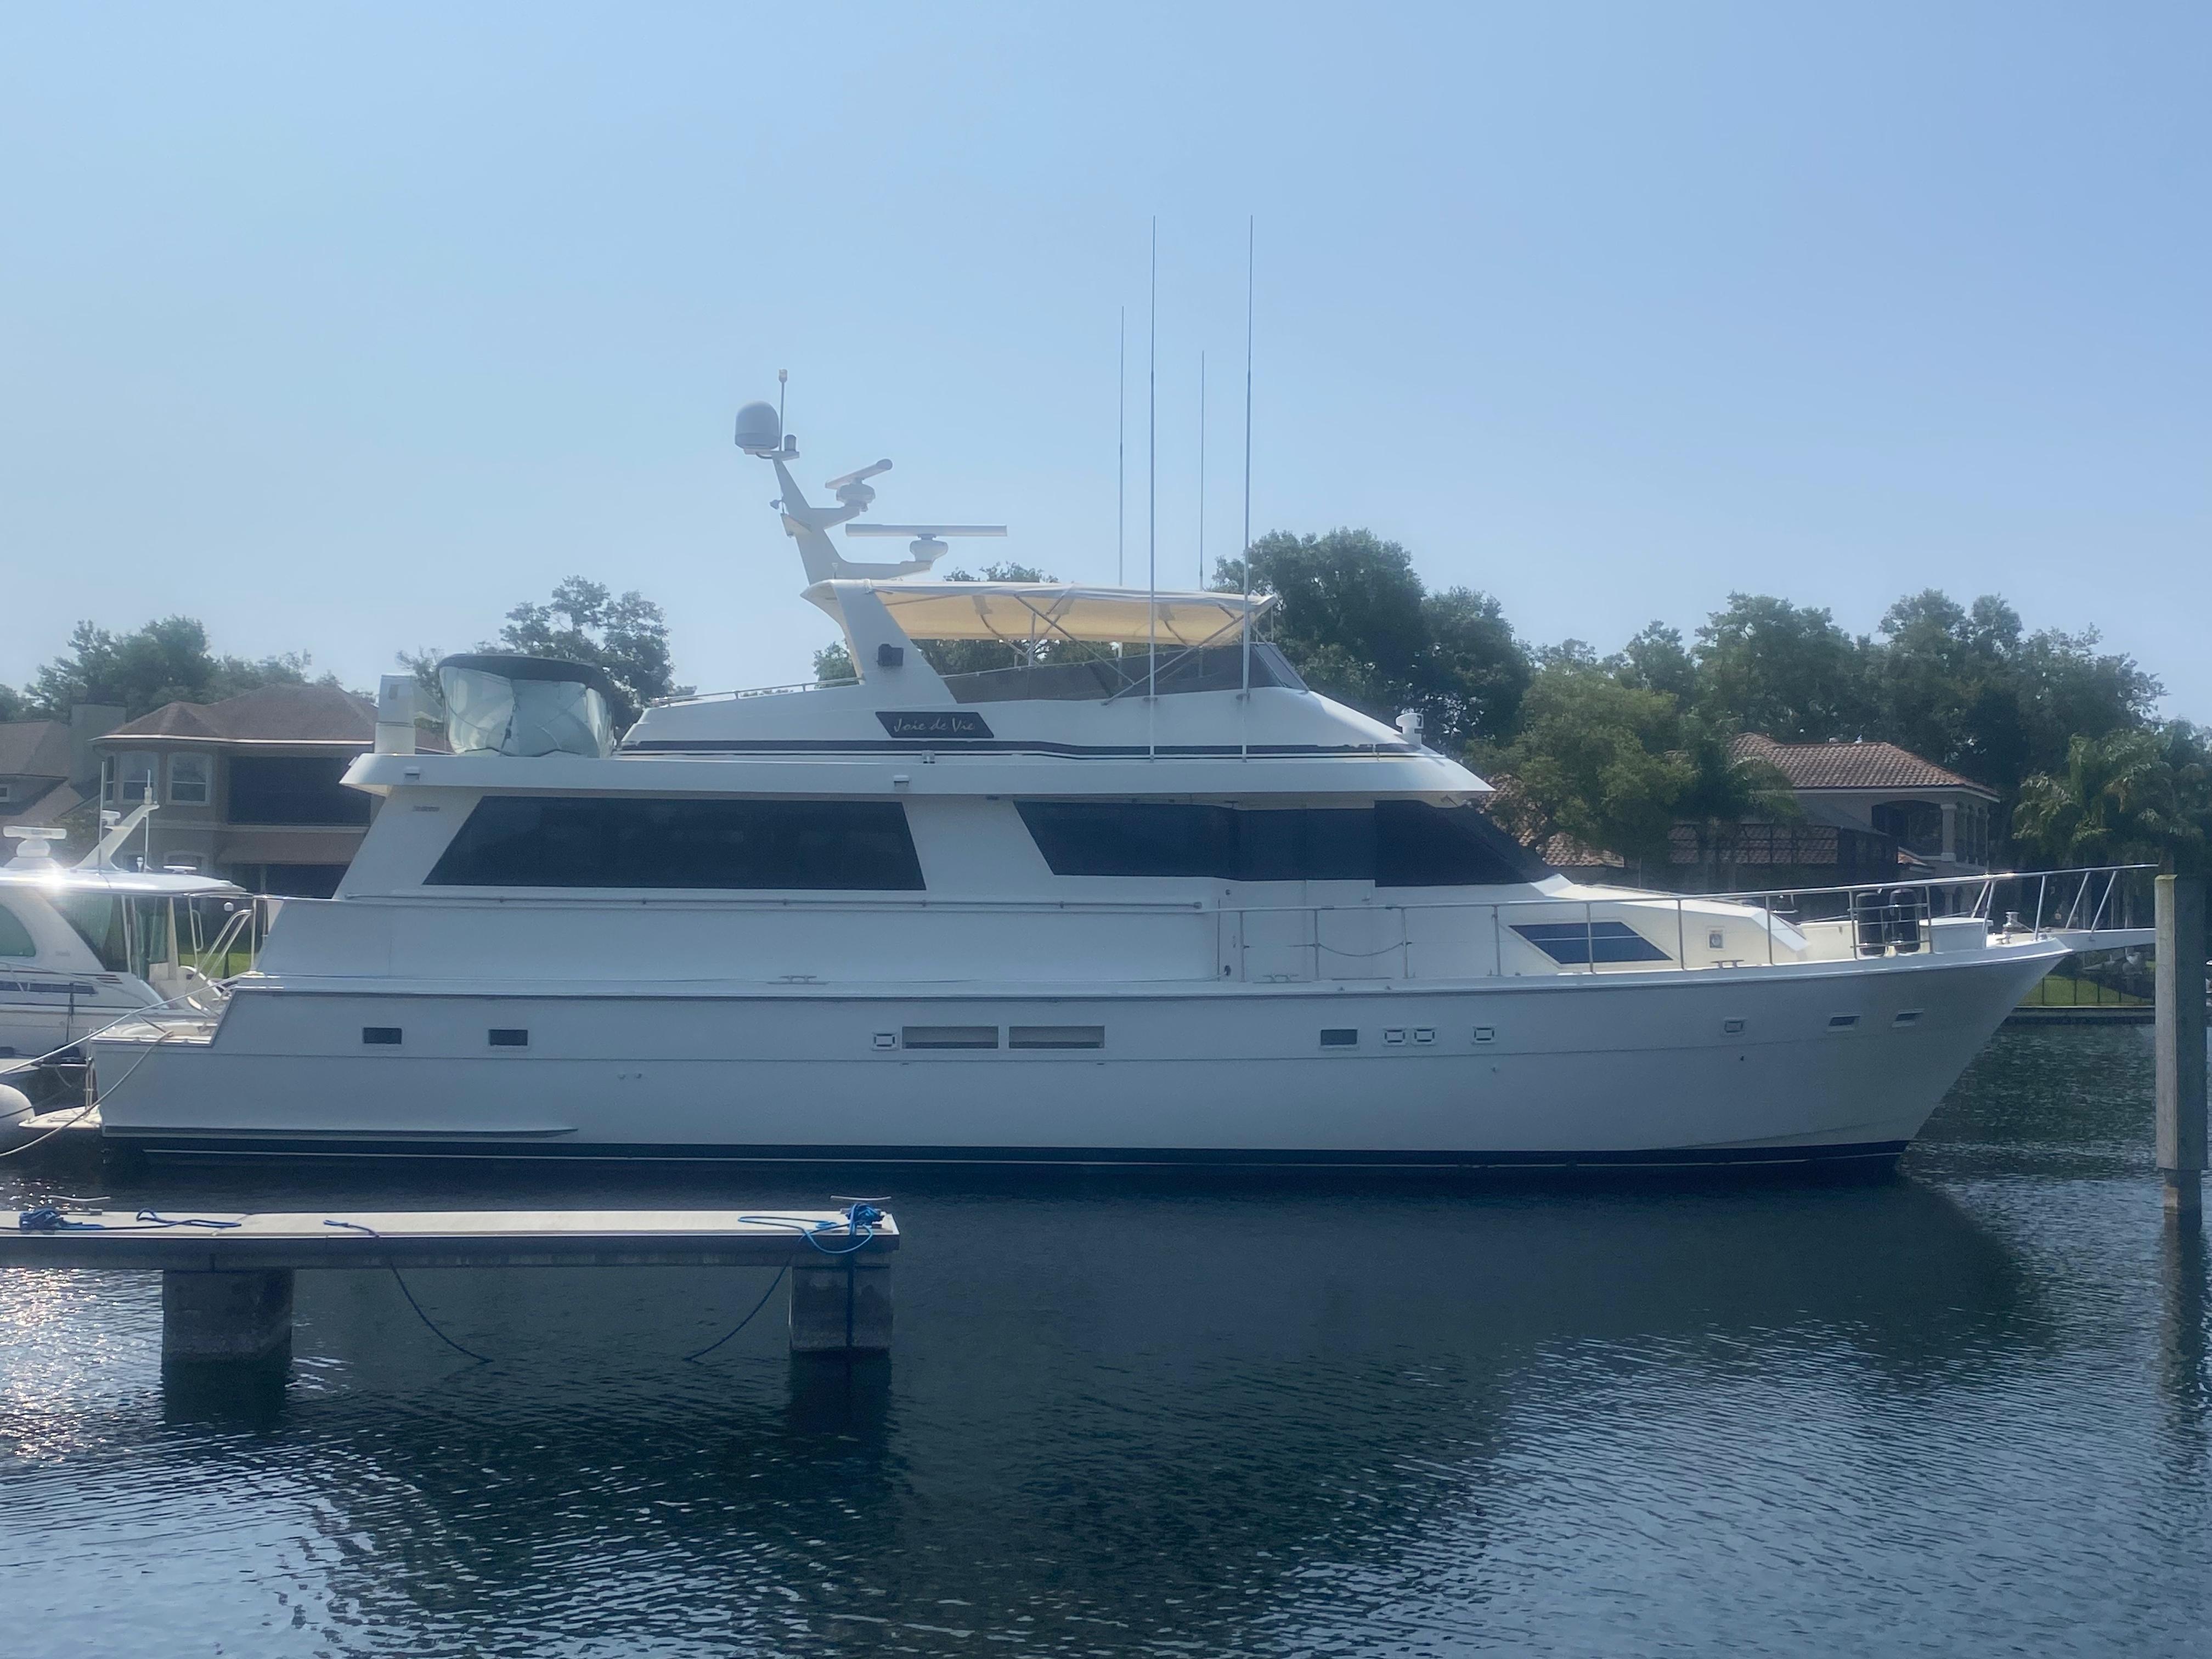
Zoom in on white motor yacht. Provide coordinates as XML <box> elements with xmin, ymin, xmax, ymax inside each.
<box><xmin>91</xmin><ymin>400</ymin><xmax>2129</xmax><ymax>1167</ymax></box>
<box><xmin>2</xmin><ymin>816</ymin><xmax>266</xmax><ymax>1077</ymax></box>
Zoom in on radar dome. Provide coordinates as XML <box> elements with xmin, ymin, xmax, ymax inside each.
<box><xmin>733</xmin><ymin>401</ymin><xmax>783</xmax><ymax>455</ymax></box>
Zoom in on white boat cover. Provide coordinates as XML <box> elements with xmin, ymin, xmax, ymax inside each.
<box><xmin>805</xmin><ymin>580</ymin><xmax>1275</xmax><ymax>647</ymax></box>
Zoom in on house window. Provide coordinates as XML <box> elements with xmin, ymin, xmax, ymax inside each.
<box><xmin>105</xmin><ymin>752</ymin><xmax>159</xmax><ymax>809</ymax></box>
<box><xmin>168</xmin><ymin>753</ymin><xmax>212</xmax><ymax>805</ymax></box>
<box><xmin>1871</xmin><ymin>801</ymin><xmax>1943</xmax><ymax>858</ymax></box>
<box><xmin>228</xmin><ymin>756</ymin><xmax>371</xmax><ymax>826</ymax></box>
<box><xmin>0</xmin><ymin>902</ymin><xmax>36</xmax><ymax>957</ymax></box>
<box><xmin>0</xmin><ymin>782</ymin><xmax>13</xmax><ymax>803</ymax></box>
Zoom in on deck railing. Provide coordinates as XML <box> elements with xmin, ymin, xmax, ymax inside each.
<box><xmin>1212</xmin><ymin>865</ymin><xmax>2157</xmax><ymax>984</ymax></box>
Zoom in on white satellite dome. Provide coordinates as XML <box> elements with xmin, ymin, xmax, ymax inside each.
<box><xmin>733</xmin><ymin>401</ymin><xmax>783</xmax><ymax>455</ymax></box>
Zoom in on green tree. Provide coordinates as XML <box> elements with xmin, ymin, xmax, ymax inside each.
<box><xmin>1866</xmin><ymin>590</ymin><xmax>2161</xmax><ymax>857</ymax></box>
<box><xmin>1493</xmin><ymin>660</ymin><xmax>1689</xmax><ymax>877</ymax></box>
<box><xmin>403</xmin><ymin>577</ymin><xmax>689</xmax><ymax>733</ymax></box>
<box><xmin>1672</xmin><ymin>715</ymin><xmax>1801</xmax><ymax>888</ymax></box>
<box><xmin>2013</xmin><ymin>728</ymin><xmax>2205</xmax><ymax>871</ymax></box>
<box><xmin>1607</xmin><ymin>622</ymin><xmax>1697</xmax><ymax>703</ymax></box>
<box><xmin>22</xmin><ymin>616</ymin><xmax>319</xmax><ymax>718</ymax></box>
<box><xmin>1693</xmin><ymin>594</ymin><xmax>1874</xmax><ymax>743</ymax></box>
<box><xmin>1227</xmin><ymin>528</ymin><xmax>1528</xmax><ymax>745</ymax></box>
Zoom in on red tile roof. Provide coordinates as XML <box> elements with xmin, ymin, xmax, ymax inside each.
<box><xmin>1730</xmin><ymin>733</ymin><xmax>1993</xmax><ymax>797</ymax></box>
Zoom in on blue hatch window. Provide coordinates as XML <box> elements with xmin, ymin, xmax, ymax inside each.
<box><xmin>1511</xmin><ymin>921</ymin><xmax>1671</xmax><ymax>966</ymax></box>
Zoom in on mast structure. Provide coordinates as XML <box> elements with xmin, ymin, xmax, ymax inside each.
<box><xmin>1147</xmin><ymin>217</ymin><xmax>1158</xmax><ymax>755</ymax></box>
<box><xmin>1239</xmin><ymin>217</ymin><xmax>1255</xmax><ymax>755</ymax></box>
<box><xmin>1198</xmin><ymin>350</ymin><xmax>1206</xmax><ymax>591</ymax></box>
<box><xmin>1116</xmin><ymin>309</ymin><xmax>1125</xmax><ymax>587</ymax></box>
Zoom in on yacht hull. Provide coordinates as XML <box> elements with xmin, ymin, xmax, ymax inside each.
<box><xmin>90</xmin><ymin>943</ymin><xmax>2061</xmax><ymax>1166</ymax></box>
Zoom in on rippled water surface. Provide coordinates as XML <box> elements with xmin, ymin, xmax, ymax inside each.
<box><xmin>3</xmin><ymin>1025</ymin><xmax>2208</xmax><ymax>1656</ymax></box>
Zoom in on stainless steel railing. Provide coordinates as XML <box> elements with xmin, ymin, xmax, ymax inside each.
<box><xmin>1211</xmin><ymin>865</ymin><xmax>2157</xmax><ymax>984</ymax></box>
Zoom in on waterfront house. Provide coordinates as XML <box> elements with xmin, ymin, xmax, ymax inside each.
<box><xmin>0</xmin><ymin>704</ymin><xmax>123</xmax><ymax>860</ymax></box>
<box><xmin>88</xmin><ymin>683</ymin><xmax>428</xmax><ymax>896</ymax></box>
<box><xmin>1510</xmin><ymin>734</ymin><xmax>1997</xmax><ymax>893</ymax></box>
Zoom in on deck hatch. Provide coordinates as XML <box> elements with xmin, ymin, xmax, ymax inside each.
<box><xmin>1510</xmin><ymin>921</ymin><xmax>1671</xmax><ymax>966</ymax></box>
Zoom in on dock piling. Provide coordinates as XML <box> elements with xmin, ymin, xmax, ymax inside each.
<box><xmin>789</xmin><ymin>1260</ymin><xmax>895</xmax><ymax>1355</ymax></box>
<box><xmin>2154</xmin><ymin>873</ymin><xmax>2208</xmax><ymax>1218</ymax></box>
<box><xmin>163</xmin><ymin>1268</ymin><xmax>295</xmax><ymax>1366</ymax></box>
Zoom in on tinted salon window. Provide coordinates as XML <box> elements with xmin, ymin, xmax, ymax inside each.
<box><xmin>427</xmin><ymin>797</ymin><xmax>926</xmax><ymax>890</ymax></box>
<box><xmin>1016</xmin><ymin>802</ymin><xmax>1237</xmax><ymax>878</ymax></box>
<box><xmin>1019</xmin><ymin>800</ymin><xmax>1543</xmax><ymax>885</ymax></box>
<box><xmin>1374</xmin><ymin>802</ymin><xmax>1551</xmax><ymax>887</ymax></box>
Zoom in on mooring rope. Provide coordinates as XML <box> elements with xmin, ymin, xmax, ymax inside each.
<box><xmin>321</xmin><ymin>1218</ymin><xmax>494</xmax><ymax>1365</ymax></box>
<box><xmin>681</xmin><ymin>1266</ymin><xmax>791</xmax><ymax>1362</ymax></box>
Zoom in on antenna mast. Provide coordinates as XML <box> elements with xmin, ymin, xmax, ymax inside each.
<box><xmin>1117</xmin><ymin>310</ymin><xmax>1126</xmax><ymax>586</ymax></box>
<box><xmin>1147</xmin><ymin>217</ymin><xmax>1158</xmax><ymax>753</ymax></box>
<box><xmin>1198</xmin><ymin>350</ymin><xmax>1206</xmax><ymax>590</ymax></box>
<box><xmin>1240</xmin><ymin>217</ymin><xmax>1255</xmax><ymax>753</ymax></box>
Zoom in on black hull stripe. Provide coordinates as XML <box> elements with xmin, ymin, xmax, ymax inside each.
<box><xmin>621</xmin><ymin>738</ymin><xmax>1418</xmax><ymax>758</ymax></box>
<box><xmin>112</xmin><ymin>1137</ymin><xmax>1909</xmax><ymax>1170</ymax></box>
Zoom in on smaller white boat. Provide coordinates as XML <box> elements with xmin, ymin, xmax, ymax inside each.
<box><xmin>0</xmin><ymin>811</ymin><xmax>269</xmax><ymax>1079</ymax></box>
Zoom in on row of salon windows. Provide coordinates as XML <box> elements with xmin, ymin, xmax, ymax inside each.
<box><xmin>99</xmin><ymin>752</ymin><xmax>369</xmax><ymax>827</ymax></box>
<box><xmin>424</xmin><ymin>797</ymin><xmax>1553</xmax><ymax>891</ymax></box>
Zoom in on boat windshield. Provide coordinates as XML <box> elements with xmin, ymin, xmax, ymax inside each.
<box><xmin>51</xmin><ymin>892</ymin><xmax>173</xmax><ymax>978</ymax></box>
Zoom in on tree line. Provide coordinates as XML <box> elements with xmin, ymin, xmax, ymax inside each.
<box><xmin>4</xmin><ymin>579</ymin><xmax>685</xmax><ymax>736</ymax></box>
<box><xmin>10</xmin><ymin>544</ymin><xmax>2203</xmax><ymax>871</ymax></box>
<box><xmin>1222</xmin><ymin>529</ymin><xmax>2205</xmax><ymax>871</ymax></box>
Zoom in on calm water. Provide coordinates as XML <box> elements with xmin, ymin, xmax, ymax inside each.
<box><xmin>2</xmin><ymin>1026</ymin><xmax>2207</xmax><ymax>1657</ymax></box>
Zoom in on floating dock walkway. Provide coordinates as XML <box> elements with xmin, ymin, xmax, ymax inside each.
<box><xmin>0</xmin><ymin>1206</ymin><xmax>898</xmax><ymax>1365</ymax></box>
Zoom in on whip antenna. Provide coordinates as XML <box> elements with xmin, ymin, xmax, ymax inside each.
<box><xmin>1240</xmin><ymin>217</ymin><xmax>1255</xmax><ymax>754</ymax></box>
<box><xmin>1147</xmin><ymin>218</ymin><xmax>1158</xmax><ymax>754</ymax></box>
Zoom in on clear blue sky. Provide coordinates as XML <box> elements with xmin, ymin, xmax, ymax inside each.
<box><xmin>5</xmin><ymin>4</ymin><xmax>2207</xmax><ymax>715</ymax></box>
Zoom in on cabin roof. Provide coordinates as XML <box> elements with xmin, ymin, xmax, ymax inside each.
<box><xmin>805</xmin><ymin>580</ymin><xmax>1276</xmax><ymax>648</ymax></box>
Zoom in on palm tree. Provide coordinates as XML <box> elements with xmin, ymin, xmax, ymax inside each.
<box><xmin>2012</xmin><ymin>729</ymin><xmax>2202</xmax><ymax>870</ymax></box>
<box><xmin>1674</xmin><ymin>718</ymin><xmax>1801</xmax><ymax>889</ymax></box>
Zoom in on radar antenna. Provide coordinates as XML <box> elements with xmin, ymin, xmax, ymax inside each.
<box><xmin>733</xmin><ymin>396</ymin><xmax>1006</xmax><ymax>583</ymax></box>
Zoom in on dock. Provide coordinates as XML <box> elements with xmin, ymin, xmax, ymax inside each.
<box><xmin>0</xmin><ymin>1206</ymin><xmax>898</xmax><ymax>1365</ymax></box>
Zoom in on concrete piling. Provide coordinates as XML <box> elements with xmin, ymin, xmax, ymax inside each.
<box><xmin>788</xmin><ymin>1260</ymin><xmax>895</xmax><ymax>1355</ymax></box>
<box><xmin>2154</xmin><ymin>873</ymin><xmax>2208</xmax><ymax>1218</ymax></box>
<box><xmin>162</xmin><ymin>1269</ymin><xmax>295</xmax><ymax>1365</ymax></box>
